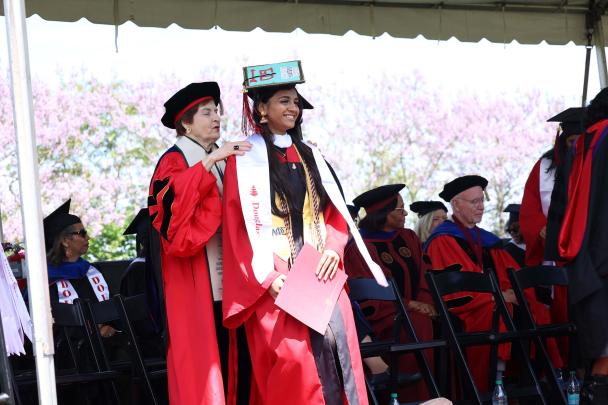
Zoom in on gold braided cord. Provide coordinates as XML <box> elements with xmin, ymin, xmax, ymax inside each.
<box><xmin>277</xmin><ymin>144</ymin><xmax>325</xmax><ymax>265</ymax></box>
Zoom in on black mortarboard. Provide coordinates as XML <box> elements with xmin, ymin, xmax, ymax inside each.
<box><xmin>439</xmin><ymin>175</ymin><xmax>488</xmax><ymax>202</ymax></box>
<box><xmin>123</xmin><ymin>208</ymin><xmax>149</xmax><ymax>236</ymax></box>
<box><xmin>161</xmin><ymin>82</ymin><xmax>221</xmax><ymax>129</ymax></box>
<box><xmin>43</xmin><ymin>199</ymin><xmax>81</xmax><ymax>251</ymax></box>
<box><xmin>353</xmin><ymin>184</ymin><xmax>405</xmax><ymax>214</ymax></box>
<box><xmin>503</xmin><ymin>203</ymin><xmax>521</xmax><ymax>223</ymax></box>
<box><xmin>347</xmin><ymin>204</ymin><xmax>360</xmax><ymax>219</ymax></box>
<box><xmin>547</xmin><ymin>107</ymin><xmax>586</xmax><ymax>136</ymax></box>
<box><xmin>409</xmin><ymin>201</ymin><xmax>448</xmax><ymax>218</ymax></box>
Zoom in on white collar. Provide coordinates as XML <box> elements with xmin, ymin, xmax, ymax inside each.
<box><xmin>273</xmin><ymin>134</ymin><xmax>292</xmax><ymax>148</ymax></box>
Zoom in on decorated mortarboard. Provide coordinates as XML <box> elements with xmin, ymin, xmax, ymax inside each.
<box><xmin>243</xmin><ymin>60</ymin><xmax>305</xmax><ymax>91</ymax></box>
<box><xmin>547</xmin><ymin>107</ymin><xmax>586</xmax><ymax>137</ymax></box>
<box><xmin>123</xmin><ymin>208</ymin><xmax>149</xmax><ymax>236</ymax></box>
<box><xmin>439</xmin><ymin>175</ymin><xmax>488</xmax><ymax>202</ymax></box>
<box><xmin>353</xmin><ymin>184</ymin><xmax>405</xmax><ymax>214</ymax></box>
<box><xmin>409</xmin><ymin>201</ymin><xmax>448</xmax><ymax>218</ymax></box>
<box><xmin>503</xmin><ymin>203</ymin><xmax>521</xmax><ymax>223</ymax></box>
<box><xmin>242</xmin><ymin>60</ymin><xmax>310</xmax><ymax>133</ymax></box>
<box><xmin>161</xmin><ymin>82</ymin><xmax>221</xmax><ymax>130</ymax></box>
<box><xmin>43</xmin><ymin>199</ymin><xmax>81</xmax><ymax>251</ymax></box>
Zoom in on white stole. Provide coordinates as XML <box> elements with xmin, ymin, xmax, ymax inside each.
<box><xmin>174</xmin><ymin>135</ymin><xmax>224</xmax><ymax>301</ymax></box>
<box><xmin>56</xmin><ymin>266</ymin><xmax>110</xmax><ymax>304</ymax></box>
<box><xmin>0</xmin><ymin>251</ymin><xmax>32</xmax><ymax>356</ymax></box>
<box><xmin>236</xmin><ymin>134</ymin><xmax>388</xmax><ymax>287</ymax></box>
<box><xmin>539</xmin><ymin>157</ymin><xmax>555</xmax><ymax>218</ymax></box>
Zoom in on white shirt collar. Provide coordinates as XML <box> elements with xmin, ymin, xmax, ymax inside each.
<box><xmin>272</xmin><ymin>134</ymin><xmax>292</xmax><ymax>148</ymax></box>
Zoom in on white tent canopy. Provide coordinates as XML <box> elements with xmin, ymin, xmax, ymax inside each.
<box><xmin>3</xmin><ymin>1</ymin><xmax>608</xmax><ymax>405</ymax></box>
<box><xmin>3</xmin><ymin>0</ymin><xmax>608</xmax><ymax>45</ymax></box>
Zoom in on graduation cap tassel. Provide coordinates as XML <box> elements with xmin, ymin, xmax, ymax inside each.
<box><xmin>553</xmin><ymin>127</ymin><xmax>562</xmax><ymax>166</ymax></box>
<box><xmin>241</xmin><ymin>91</ymin><xmax>261</xmax><ymax>135</ymax></box>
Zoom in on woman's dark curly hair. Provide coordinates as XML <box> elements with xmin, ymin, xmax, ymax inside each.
<box><xmin>358</xmin><ymin>198</ymin><xmax>398</xmax><ymax>232</ymax></box>
<box><xmin>250</xmin><ymin>84</ymin><xmax>327</xmax><ymax>217</ymax></box>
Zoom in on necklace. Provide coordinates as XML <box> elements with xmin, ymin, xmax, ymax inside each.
<box><xmin>274</xmin><ymin>146</ymin><xmax>297</xmax><ymax>170</ymax></box>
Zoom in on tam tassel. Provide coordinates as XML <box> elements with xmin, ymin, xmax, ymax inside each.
<box><xmin>241</xmin><ymin>91</ymin><xmax>262</xmax><ymax>135</ymax></box>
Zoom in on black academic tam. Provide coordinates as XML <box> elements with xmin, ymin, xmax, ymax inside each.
<box><xmin>409</xmin><ymin>201</ymin><xmax>448</xmax><ymax>217</ymax></box>
<box><xmin>353</xmin><ymin>184</ymin><xmax>405</xmax><ymax>212</ymax></box>
<box><xmin>439</xmin><ymin>175</ymin><xmax>488</xmax><ymax>202</ymax></box>
<box><xmin>161</xmin><ymin>82</ymin><xmax>221</xmax><ymax>129</ymax></box>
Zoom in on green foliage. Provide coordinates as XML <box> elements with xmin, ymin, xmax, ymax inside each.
<box><xmin>86</xmin><ymin>222</ymin><xmax>136</xmax><ymax>261</ymax></box>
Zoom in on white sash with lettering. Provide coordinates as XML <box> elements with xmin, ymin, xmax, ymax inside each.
<box><xmin>236</xmin><ymin>134</ymin><xmax>388</xmax><ymax>286</ymax></box>
<box><xmin>175</xmin><ymin>135</ymin><xmax>224</xmax><ymax>300</ymax></box>
<box><xmin>0</xmin><ymin>251</ymin><xmax>32</xmax><ymax>355</ymax></box>
<box><xmin>56</xmin><ymin>266</ymin><xmax>110</xmax><ymax>304</ymax></box>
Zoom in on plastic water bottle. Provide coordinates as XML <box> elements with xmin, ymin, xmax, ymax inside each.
<box><xmin>492</xmin><ymin>379</ymin><xmax>508</xmax><ymax>405</ymax></box>
<box><xmin>567</xmin><ymin>371</ymin><xmax>580</xmax><ymax>405</ymax></box>
<box><xmin>388</xmin><ymin>392</ymin><xmax>399</xmax><ymax>405</ymax></box>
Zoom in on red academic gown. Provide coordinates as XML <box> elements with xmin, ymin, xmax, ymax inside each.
<box><xmin>149</xmin><ymin>149</ymin><xmax>224</xmax><ymax>405</ymax></box>
<box><xmin>425</xmin><ymin>222</ymin><xmax>563</xmax><ymax>393</ymax></box>
<box><xmin>520</xmin><ymin>158</ymin><xmax>569</xmax><ymax>358</ymax></box>
<box><xmin>222</xmin><ymin>154</ymin><xmax>369</xmax><ymax>405</ymax></box>
<box><xmin>344</xmin><ymin>228</ymin><xmax>433</xmax><ymax>400</ymax></box>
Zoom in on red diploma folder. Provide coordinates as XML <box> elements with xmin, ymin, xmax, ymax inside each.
<box><xmin>275</xmin><ymin>243</ymin><xmax>348</xmax><ymax>335</ymax></box>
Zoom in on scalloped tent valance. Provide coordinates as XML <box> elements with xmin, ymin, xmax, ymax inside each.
<box><xmin>3</xmin><ymin>0</ymin><xmax>606</xmax><ymax>45</ymax></box>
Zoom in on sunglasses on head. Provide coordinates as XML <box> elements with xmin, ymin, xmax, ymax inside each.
<box><xmin>69</xmin><ymin>229</ymin><xmax>88</xmax><ymax>238</ymax></box>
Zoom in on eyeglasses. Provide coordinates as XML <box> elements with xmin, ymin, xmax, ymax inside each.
<box><xmin>69</xmin><ymin>229</ymin><xmax>88</xmax><ymax>238</ymax></box>
<box><xmin>456</xmin><ymin>197</ymin><xmax>485</xmax><ymax>207</ymax></box>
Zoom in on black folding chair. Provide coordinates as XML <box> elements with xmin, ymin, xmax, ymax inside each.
<box><xmin>507</xmin><ymin>266</ymin><xmax>577</xmax><ymax>405</ymax></box>
<box><xmin>426</xmin><ymin>268</ymin><xmax>547</xmax><ymax>405</ymax></box>
<box><xmin>348</xmin><ymin>278</ymin><xmax>445</xmax><ymax>403</ymax></box>
<box><xmin>13</xmin><ymin>299</ymin><xmax>123</xmax><ymax>405</ymax></box>
<box><xmin>85</xmin><ymin>294</ymin><xmax>166</xmax><ymax>405</ymax></box>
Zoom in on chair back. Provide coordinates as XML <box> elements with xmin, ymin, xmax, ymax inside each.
<box><xmin>347</xmin><ymin>278</ymin><xmax>396</xmax><ymax>301</ymax></box>
<box><xmin>509</xmin><ymin>266</ymin><xmax>568</xmax><ymax>290</ymax></box>
<box><xmin>427</xmin><ymin>269</ymin><xmax>494</xmax><ymax>297</ymax></box>
<box><xmin>88</xmin><ymin>300</ymin><xmax>120</xmax><ymax>325</ymax></box>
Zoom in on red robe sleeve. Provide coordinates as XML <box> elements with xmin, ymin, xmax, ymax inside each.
<box><xmin>425</xmin><ymin>235</ymin><xmax>493</xmax><ymax>316</ymax></box>
<box><xmin>148</xmin><ymin>151</ymin><xmax>221</xmax><ymax>257</ymax></box>
<box><xmin>520</xmin><ymin>159</ymin><xmax>547</xmax><ymax>266</ymax></box>
<box><xmin>221</xmin><ymin>156</ymin><xmax>282</xmax><ymax>329</ymax></box>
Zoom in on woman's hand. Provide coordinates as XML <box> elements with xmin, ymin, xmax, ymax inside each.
<box><xmin>268</xmin><ymin>274</ymin><xmax>287</xmax><ymax>299</ymax></box>
<box><xmin>203</xmin><ymin>141</ymin><xmax>252</xmax><ymax>171</ymax></box>
<box><xmin>502</xmin><ymin>289</ymin><xmax>518</xmax><ymax>305</ymax></box>
<box><xmin>316</xmin><ymin>250</ymin><xmax>340</xmax><ymax>281</ymax></box>
<box><xmin>98</xmin><ymin>324</ymin><xmax>118</xmax><ymax>338</ymax></box>
<box><xmin>408</xmin><ymin>300</ymin><xmax>438</xmax><ymax>318</ymax></box>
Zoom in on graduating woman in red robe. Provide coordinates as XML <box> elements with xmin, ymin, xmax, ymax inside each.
<box><xmin>222</xmin><ymin>72</ymin><xmax>388</xmax><ymax>405</ymax></box>
<box><xmin>149</xmin><ymin>82</ymin><xmax>251</xmax><ymax>405</ymax></box>
<box><xmin>344</xmin><ymin>185</ymin><xmax>436</xmax><ymax>400</ymax></box>
<box><xmin>520</xmin><ymin>107</ymin><xmax>584</xmax><ymax>362</ymax></box>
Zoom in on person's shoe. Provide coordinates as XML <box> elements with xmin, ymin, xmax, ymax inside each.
<box><xmin>581</xmin><ymin>375</ymin><xmax>608</xmax><ymax>405</ymax></box>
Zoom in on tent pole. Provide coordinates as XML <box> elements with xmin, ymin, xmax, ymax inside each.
<box><xmin>594</xmin><ymin>15</ymin><xmax>608</xmax><ymax>89</ymax></box>
<box><xmin>583</xmin><ymin>29</ymin><xmax>593</xmax><ymax>106</ymax></box>
<box><xmin>3</xmin><ymin>1</ymin><xmax>58</xmax><ymax>404</ymax></box>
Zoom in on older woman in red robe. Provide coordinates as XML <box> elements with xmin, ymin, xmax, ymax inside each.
<box><xmin>149</xmin><ymin>82</ymin><xmax>250</xmax><ymax>404</ymax></box>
